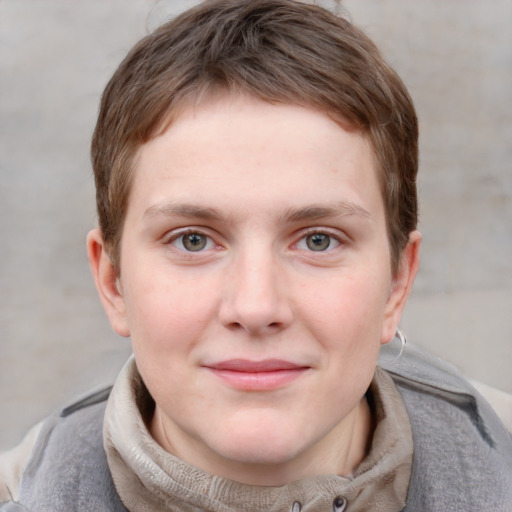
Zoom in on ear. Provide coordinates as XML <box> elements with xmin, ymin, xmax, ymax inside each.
<box><xmin>380</xmin><ymin>230</ymin><xmax>421</xmax><ymax>345</ymax></box>
<box><xmin>87</xmin><ymin>229</ymin><xmax>130</xmax><ymax>337</ymax></box>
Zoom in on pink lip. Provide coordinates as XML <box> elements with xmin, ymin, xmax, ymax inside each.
<box><xmin>204</xmin><ymin>359</ymin><xmax>310</xmax><ymax>391</ymax></box>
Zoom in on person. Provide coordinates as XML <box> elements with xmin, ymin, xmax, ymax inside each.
<box><xmin>1</xmin><ymin>0</ymin><xmax>511</xmax><ymax>510</ymax></box>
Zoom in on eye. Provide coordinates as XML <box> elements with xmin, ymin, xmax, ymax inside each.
<box><xmin>297</xmin><ymin>232</ymin><xmax>341</xmax><ymax>252</ymax></box>
<box><xmin>171</xmin><ymin>232</ymin><xmax>214</xmax><ymax>252</ymax></box>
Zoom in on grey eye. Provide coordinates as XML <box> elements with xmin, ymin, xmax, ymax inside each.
<box><xmin>182</xmin><ymin>233</ymin><xmax>208</xmax><ymax>251</ymax></box>
<box><xmin>305</xmin><ymin>233</ymin><xmax>332</xmax><ymax>251</ymax></box>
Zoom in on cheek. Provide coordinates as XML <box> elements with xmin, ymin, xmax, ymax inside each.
<box><xmin>299</xmin><ymin>269</ymin><xmax>390</xmax><ymax>345</ymax></box>
<box><xmin>122</xmin><ymin>269</ymin><xmax>217</xmax><ymax>356</ymax></box>
<box><xmin>305</xmin><ymin>274</ymin><xmax>387</xmax><ymax>402</ymax></box>
<box><xmin>125</xmin><ymin>278</ymin><xmax>216</xmax><ymax>403</ymax></box>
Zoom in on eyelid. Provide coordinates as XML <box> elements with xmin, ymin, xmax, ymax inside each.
<box><xmin>163</xmin><ymin>227</ymin><xmax>219</xmax><ymax>252</ymax></box>
<box><xmin>293</xmin><ymin>227</ymin><xmax>346</xmax><ymax>251</ymax></box>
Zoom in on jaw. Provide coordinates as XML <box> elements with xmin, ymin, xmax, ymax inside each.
<box><xmin>150</xmin><ymin>392</ymin><xmax>372</xmax><ymax>486</ymax></box>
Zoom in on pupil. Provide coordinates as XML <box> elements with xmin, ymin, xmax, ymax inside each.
<box><xmin>183</xmin><ymin>233</ymin><xmax>206</xmax><ymax>251</ymax></box>
<box><xmin>307</xmin><ymin>233</ymin><xmax>330</xmax><ymax>251</ymax></box>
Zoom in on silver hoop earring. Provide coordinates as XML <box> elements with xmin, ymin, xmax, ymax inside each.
<box><xmin>395</xmin><ymin>328</ymin><xmax>407</xmax><ymax>358</ymax></box>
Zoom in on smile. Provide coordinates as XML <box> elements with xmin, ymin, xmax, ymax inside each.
<box><xmin>203</xmin><ymin>359</ymin><xmax>310</xmax><ymax>391</ymax></box>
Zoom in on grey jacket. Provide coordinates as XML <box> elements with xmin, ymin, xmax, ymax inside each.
<box><xmin>2</xmin><ymin>345</ymin><xmax>512</xmax><ymax>512</ymax></box>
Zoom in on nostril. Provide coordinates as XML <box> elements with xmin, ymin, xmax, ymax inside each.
<box><xmin>223</xmin><ymin>319</ymin><xmax>284</xmax><ymax>335</ymax></box>
<box><xmin>224</xmin><ymin>321</ymin><xmax>243</xmax><ymax>331</ymax></box>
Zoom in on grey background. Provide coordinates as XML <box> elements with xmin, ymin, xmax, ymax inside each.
<box><xmin>1</xmin><ymin>0</ymin><xmax>511</xmax><ymax>451</ymax></box>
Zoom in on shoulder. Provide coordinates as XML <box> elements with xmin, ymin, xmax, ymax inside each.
<box><xmin>0</xmin><ymin>424</ymin><xmax>43</xmax><ymax>503</ymax></box>
<box><xmin>0</xmin><ymin>387</ymin><xmax>125</xmax><ymax>512</ymax></box>
<box><xmin>379</xmin><ymin>343</ymin><xmax>512</xmax><ymax>511</ymax></box>
<box><xmin>379</xmin><ymin>342</ymin><xmax>512</xmax><ymax>442</ymax></box>
<box><xmin>469</xmin><ymin>378</ymin><xmax>512</xmax><ymax>431</ymax></box>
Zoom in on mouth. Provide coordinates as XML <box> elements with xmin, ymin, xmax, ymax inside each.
<box><xmin>203</xmin><ymin>359</ymin><xmax>310</xmax><ymax>391</ymax></box>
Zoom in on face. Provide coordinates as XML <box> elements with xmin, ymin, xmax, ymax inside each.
<box><xmin>89</xmin><ymin>95</ymin><xmax>419</xmax><ymax>485</ymax></box>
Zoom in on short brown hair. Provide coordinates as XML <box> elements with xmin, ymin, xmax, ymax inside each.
<box><xmin>91</xmin><ymin>0</ymin><xmax>418</xmax><ymax>273</ymax></box>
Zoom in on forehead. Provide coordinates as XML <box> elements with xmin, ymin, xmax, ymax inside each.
<box><xmin>127</xmin><ymin>95</ymin><xmax>383</xmax><ymax>223</ymax></box>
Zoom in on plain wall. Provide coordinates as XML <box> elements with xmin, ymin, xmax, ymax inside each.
<box><xmin>1</xmin><ymin>0</ymin><xmax>511</xmax><ymax>451</ymax></box>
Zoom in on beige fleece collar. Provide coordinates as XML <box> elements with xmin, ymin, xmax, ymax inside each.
<box><xmin>104</xmin><ymin>358</ymin><xmax>412</xmax><ymax>512</ymax></box>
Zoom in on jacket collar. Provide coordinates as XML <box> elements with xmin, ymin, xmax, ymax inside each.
<box><xmin>103</xmin><ymin>358</ymin><xmax>412</xmax><ymax>512</ymax></box>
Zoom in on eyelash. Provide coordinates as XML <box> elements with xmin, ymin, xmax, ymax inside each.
<box><xmin>164</xmin><ymin>227</ymin><xmax>345</xmax><ymax>255</ymax></box>
<box><xmin>165</xmin><ymin>229</ymin><xmax>217</xmax><ymax>253</ymax></box>
<box><xmin>294</xmin><ymin>229</ymin><xmax>343</xmax><ymax>253</ymax></box>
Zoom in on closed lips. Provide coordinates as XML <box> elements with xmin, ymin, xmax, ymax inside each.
<box><xmin>205</xmin><ymin>359</ymin><xmax>309</xmax><ymax>372</ymax></box>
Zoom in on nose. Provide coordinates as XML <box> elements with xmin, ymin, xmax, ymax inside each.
<box><xmin>219</xmin><ymin>250</ymin><xmax>293</xmax><ymax>336</ymax></box>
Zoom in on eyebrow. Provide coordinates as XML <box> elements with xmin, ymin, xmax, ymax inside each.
<box><xmin>282</xmin><ymin>202</ymin><xmax>371</xmax><ymax>222</ymax></box>
<box><xmin>143</xmin><ymin>203</ymin><xmax>223</xmax><ymax>221</ymax></box>
<box><xmin>143</xmin><ymin>200</ymin><xmax>371</xmax><ymax>223</ymax></box>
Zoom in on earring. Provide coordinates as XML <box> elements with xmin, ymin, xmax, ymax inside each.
<box><xmin>395</xmin><ymin>328</ymin><xmax>407</xmax><ymax>358</ymax></box>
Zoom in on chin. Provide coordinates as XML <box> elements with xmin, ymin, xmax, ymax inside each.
<box><xmin>211</xmin><ymin>425</ymin><xmax>306</xmax><ymax>467</ymax></box>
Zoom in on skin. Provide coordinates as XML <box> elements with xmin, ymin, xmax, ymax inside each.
<box><xmin>88</xmin><ymin>94</ymin><xmax>420</xmax><ymax>486</ymax></box>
